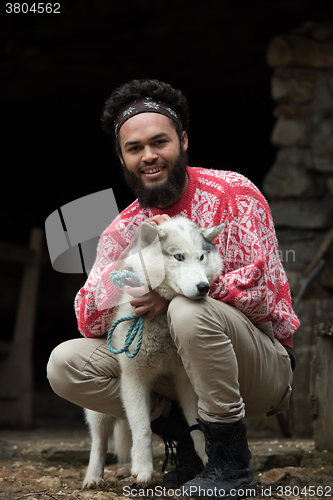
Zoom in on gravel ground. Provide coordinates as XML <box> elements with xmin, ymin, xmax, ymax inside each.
<box><xmin>0</xmin><ymin>426</ymin><xmax>333</xmax><ymax>500</ymax></box>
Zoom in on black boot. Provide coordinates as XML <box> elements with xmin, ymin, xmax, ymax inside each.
<box><xmin>151</xmin><ymin>401</ymin><xmax>203</xmax><ymax>488</ymax></box>
<box><xmin>181</xmin><ymin>419</ymin><xmax>257</xmax><ymax>499</ymax></box>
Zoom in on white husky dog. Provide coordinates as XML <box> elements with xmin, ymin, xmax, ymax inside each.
<box><xmin>83</xmin><ymin>216</ymin><xmax>224</xmax><ymax>488</ymax></box>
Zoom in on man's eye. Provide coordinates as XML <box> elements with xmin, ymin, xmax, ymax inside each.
<box><xmin>174</xmin><ymin>254</ymin><xmax>185</xmax><ymax>261</ymax></box>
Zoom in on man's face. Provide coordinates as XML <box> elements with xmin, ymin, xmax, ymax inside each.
<box><xmin>118</xmin><ymin>113</ymin><xmax>189</xmax><ymax>209</ymax></box>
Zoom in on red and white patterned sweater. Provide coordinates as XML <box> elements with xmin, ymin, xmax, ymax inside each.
<box><xmin>74</xmin><ymin>167</ymin><xmax>299</xmax><ymax>347</ymax></box>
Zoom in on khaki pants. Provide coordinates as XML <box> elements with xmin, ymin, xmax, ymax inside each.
<box><xmin>47</xmin><ymin>296</ymin><xmax>293</xmax><ymax>424</ymax></box>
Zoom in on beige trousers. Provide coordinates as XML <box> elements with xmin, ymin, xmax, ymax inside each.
<box><xmin>47</xmin><ymin>296</ymin><xmax>293</xmax><ymax>424</ymax></box>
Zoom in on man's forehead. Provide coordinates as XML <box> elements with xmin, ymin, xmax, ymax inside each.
<box><xmin>119</xmin><ymin>112</ymin><xmax>176</xmax><ymax>143</ymax></box>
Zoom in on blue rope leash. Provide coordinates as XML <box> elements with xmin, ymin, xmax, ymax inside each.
<box><xmin>107</xmin><ymin>270</ymin><xmax>145</xmax><ymax>359</ymax></box>
<box><xmin>109</xmin><ymin>269</ymin><xmax>142</xmax><ymax>289</ymax></box>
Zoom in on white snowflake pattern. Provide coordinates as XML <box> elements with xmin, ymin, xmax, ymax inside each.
<box><xmin>123</xmin><ymin>106</ymin><xmax>135</xmax><ymax>117</ymax></box>
<box><xmin>166</xmin><ymin>107</ymin><xmax>178</xmax><ymax>118</ymax></box>
<box><xmin>144</xmin><ymin>101</ymin><xmax>160</xmax><ymax>109</ymax></box>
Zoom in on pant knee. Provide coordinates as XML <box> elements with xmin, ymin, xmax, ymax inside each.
<box><xmin>167</xmin><ymin>295</ymin><xmax>204</xmax><ymax>345</ymax></box>
<box><xmin>47</xmin><ymin>342</ymin><xmax>75</xmax><ymax>399</ymax></box>
<box><xmin>168</xmin><ymin>296</ymin><xmax>236</xmax><ymax>355</ymax></box>
<box><xmin>168</xmin><ymin>295</ymin><xmax>197</xmax><ymax>326</ymax></box>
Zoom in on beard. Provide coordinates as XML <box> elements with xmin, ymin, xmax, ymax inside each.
<box><xmin>120</xmin><ymin>147</ymin><xmax>189</xmax><ymax>209</ymax></box>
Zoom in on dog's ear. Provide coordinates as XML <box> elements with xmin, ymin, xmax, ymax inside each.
<box><xmin>200</xmin><ymin>223</ymin><xmax>225</xmax><ymax>243</ymax></box>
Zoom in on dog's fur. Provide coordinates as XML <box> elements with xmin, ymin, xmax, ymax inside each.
<box><xmin>83</xmin><ymin>217</ymin><xmax>224</xmax><ymax>488</ymax></box>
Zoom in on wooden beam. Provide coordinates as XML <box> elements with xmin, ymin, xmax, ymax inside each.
<box><xmin>0</xmin><ymin>242</ymin><xmax>35</xmax><ymax>264</ymax></box>
<box><xmin>0</xmin><ymin>228</ymin><xmax>44</xmax><ymax>428</ymax></box>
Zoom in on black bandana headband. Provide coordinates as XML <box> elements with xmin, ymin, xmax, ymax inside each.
<box><xmin>114</xmin><ymin>97</ymin><xmax>182</xmax><ymax>136</ymax></box>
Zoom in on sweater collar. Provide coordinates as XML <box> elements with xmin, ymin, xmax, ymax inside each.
<box><xmin>149</xmin><ymin>166</ymin><xmax>197</xmax><ymax>217</ymax></box>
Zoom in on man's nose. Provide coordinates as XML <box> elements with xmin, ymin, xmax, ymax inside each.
<box><xmin>142</xmin><ymin>146</ymin><xmax>158</xmax><ymax>163</ymax></box>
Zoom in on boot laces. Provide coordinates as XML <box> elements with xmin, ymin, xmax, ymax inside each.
<box><xmin>162</xmin><ymin>426</ymin><xmax>201</xmax><ymax>476</ymax></box>
<box><xmin>199</xmin><ymin>439</ymin><xmax>240</xmax><ymax>481</ymax></box>
<box><xmin>162</xmin><ymin>437</ymin><xmax>177</xmax><ymax>472</ymax></box>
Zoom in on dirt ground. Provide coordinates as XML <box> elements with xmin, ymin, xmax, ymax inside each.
<box><xmin>1</xmin><ymin>424</ymin><xmax>333</xmax><ymax>500</ymax></box>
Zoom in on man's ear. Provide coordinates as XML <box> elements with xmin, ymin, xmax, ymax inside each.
<box><xmin>118</xmin><ymin>151</ymin><xmax>125</xmax><ymax>167</ymax></box>
<box><xmin>181</xmin><ymin>131</ymin><xmax>189</xmax><ymax>152</ymax></box>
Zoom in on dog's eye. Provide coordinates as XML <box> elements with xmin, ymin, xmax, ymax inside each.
<box><xmin>174</xmin><ymin>254</ymin><xmax>185</xmax><ymax>261</ymax></box>
<box><xmin>200</xmin><ymin>254</ymin><xmax>204</xmax><ymax>261</ymax></box>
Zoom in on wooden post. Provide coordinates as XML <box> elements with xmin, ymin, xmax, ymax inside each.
<box><xmin>0</xmin><ymin>228</ymin><xmax>44</xmax><ymax>428</ymax></box>
<box><xmin>310</xmin><ymin>322</ymin><xmax>333</xmax><ymax>451</ymax></box>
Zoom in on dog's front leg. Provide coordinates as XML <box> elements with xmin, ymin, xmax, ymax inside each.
<box><xmin>121</xmin><ymin>372</ymin><xmax>154</xmax><ymax>484</ymax></box>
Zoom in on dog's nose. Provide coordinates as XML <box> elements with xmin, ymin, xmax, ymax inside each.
<box><xmin>197</xmin><ymin>282</ymin><xmax>210</xmax><ymax>294</ymax></box>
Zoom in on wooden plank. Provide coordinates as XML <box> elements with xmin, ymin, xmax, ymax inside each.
<box><xmin>13</xmin><ymin>228</ymin><xmax>44</xmax><ymax>347</ymax></box>
<box><xmin>0</xmin><ymin>341</ymin><xmax>11</xmax><ymax>355</ymax></box>
<box><xmin>0</xmin><ymin>242</ymin><xmax>35</xmax><ymax>264</ymax></box>
<box><xmin>310</xmin><ymin>324</ymin><xmax>333</xmax><ymax>451</ymax></box>
<box><xmin>292</xmin><ymin>299</ymin><xmax>333</xmax><ymax>437</ymax></box>
<box><xmin>0</xmin><ymin>243</ymin><xmax>49</xmax><ymax>267</ymax></box>
<box><xmin>0</xmin><ymin>228</ymin><xmax>44</xmax><ymax>428</ymax></box>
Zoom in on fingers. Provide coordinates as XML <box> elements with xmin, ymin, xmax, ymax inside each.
<box><xmin>129</xmin><ymin>290</ymin><xmax>170</xmax><ymax>318</ymax></box>
<box><xmin>132</xmin><ymin>304</ymin><xmax>149</xmax><ymax>317</ymax></box>
<box><xmin>125</xmin><ymin>215</ymin><xmax>170</xmax><ymax>256</ymax></box>
<box><xmin>144</xmin><ymin>214</ymin><xmax>171</xmax><ymax>226</ymax></box>
<box><xmin>129</xmin><ymin>292</ymin><xmax>151</xmax><ymax>308</ymax></box>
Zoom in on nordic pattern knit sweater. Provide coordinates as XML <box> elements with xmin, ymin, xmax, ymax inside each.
<box><xmin>74</xmin><ymin>167</ymin><xmax>299</xmax><ymax>347</ymax></box>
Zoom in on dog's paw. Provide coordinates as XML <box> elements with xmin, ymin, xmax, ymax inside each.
<box><xmin>82</xmin><ymin>476</ymin><xmax>105</xmax><ymax>489</ymax></box>
<box><xmin>135</xmin><ymin>472</ymin><xmax>154</xmax><ymax>485</ymax></box>
<box><xmin>132</xmin><ymin>464</ymin><xmax>154</xmax><ymax>485</ymax></box>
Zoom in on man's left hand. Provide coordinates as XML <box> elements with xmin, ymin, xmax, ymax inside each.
<box><xmin>128</xmin><ymin>287</ymin><xmax>170</xmax><ymax>319</ymax></box>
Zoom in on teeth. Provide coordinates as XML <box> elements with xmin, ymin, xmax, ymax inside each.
<box><xmin>144</xmin><ymin>167</ymin><xmax>163</xmax><ymax>174</ymax></box>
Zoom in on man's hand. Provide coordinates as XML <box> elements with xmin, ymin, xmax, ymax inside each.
<box><xmin>143</xmin><ymin>214</ymin><xmax>171</xmax><ymax>227</ymax></box>
<box><xmin>115</xmin><ymin>214</ymin><xmax>171</xmax><ymax>271</ymax></box>
<box><xmin>127</xmin><ymin>287</ymin><xmax>170</xmax><ymax>319</ymax></box>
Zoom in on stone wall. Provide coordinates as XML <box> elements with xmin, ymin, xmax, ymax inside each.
<box><xmin>265</xmin><ymin>21</ymin><xmax>333</xmax><ymax>298</ymax></box>
<box><xmin>264</xmin><ymin>22</ymin><xmax>333</xmax><ymax>437</ymax></box>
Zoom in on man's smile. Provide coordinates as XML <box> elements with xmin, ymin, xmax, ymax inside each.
<box><xmin>141</xmin><ymin>166</ymin><xmax>166</xmax><ymax>178</ymax></box>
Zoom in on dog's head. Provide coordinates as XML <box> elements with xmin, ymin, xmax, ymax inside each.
<box><xmin>129</xmin><ymin>217</ymin><xmax>224</xmax><ymax>300</ymax></box>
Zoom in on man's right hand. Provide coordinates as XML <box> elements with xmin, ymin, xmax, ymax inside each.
<box><xmin>114</xmin><ymin>214</ymin><xmax>171</xmax><ymax>271</ymax></box>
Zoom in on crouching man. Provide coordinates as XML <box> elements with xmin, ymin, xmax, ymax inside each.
<box><xmin>47</xmin><ymin>78</ymin><xmax>298</xmax><ymax>498</ymax></box>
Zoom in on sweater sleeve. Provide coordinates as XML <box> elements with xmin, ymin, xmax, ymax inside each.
<box><xmin>211</xmin><ymin>215</ymin><xmax>277</xmax><ymax>318</ymax></box>
<box><xmin>209</xmin><ymin>198</ymin><xmax>299</xmax><ymax>344</ymax></box>
<box><xmin>74</xmin><ymin>227</ymin><xmax>129</xmax><ymax>338</ymax></box>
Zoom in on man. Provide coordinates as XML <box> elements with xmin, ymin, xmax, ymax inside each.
<box><xmin>47</xmin><ymin>79</ymin><xmax>299</xmax><ymax>497</ymax></box>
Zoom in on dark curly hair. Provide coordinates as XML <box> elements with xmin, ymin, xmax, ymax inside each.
<box><xmin>101</xmin><ymin>79</ymin><xmax>190</xmax><ymax>155</ymax></box>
